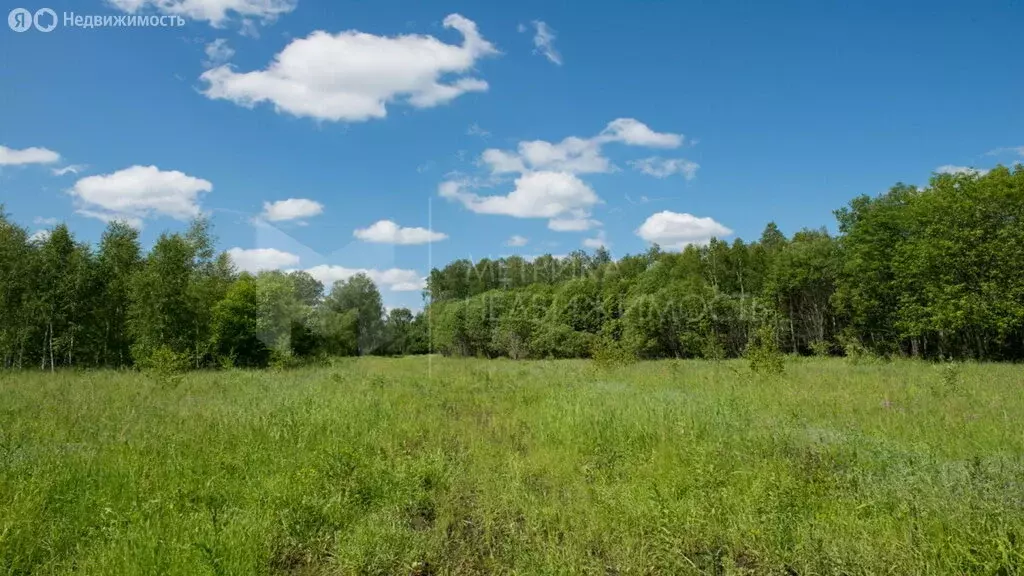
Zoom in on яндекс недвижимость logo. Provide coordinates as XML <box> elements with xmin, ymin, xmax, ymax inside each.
<box><xmin>8</xmin><ymin>7</ymin><xmax>185</xmax><ymax>32</ymax></box>
<box><xmin>8</xmin><ymin>8</ymin><xmax>56</xmax><ymax>32</ymax></box>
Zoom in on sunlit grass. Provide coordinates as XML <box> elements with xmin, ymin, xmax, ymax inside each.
<box><xmin>1</xmin><ymin>358</ymin><xmax>1022</xmax><ymax>574</ymax></box>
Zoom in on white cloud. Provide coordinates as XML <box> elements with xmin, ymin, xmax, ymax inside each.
<box><xmin>479</xmin><ymin>119</ymin><xmax>681</xmax><ymax>177</ymax></box>
<box><xmin>936</xmin><ymin>165</ymin><xmax>989</xmax><ymax>176</ymax></box>
<box><xmin>52</xmin><ymin>164</ymin><xmax>87</xmax><ymax>176</ymax></box>
<box><xmin>516</xmin><ymin>253</ymin><xmax>567</xmax><ymax>263</ymax></box>
<box><xmin>597</xmin><ymin>118</ymin><xmax>683</xmax><ymax>148</ymax></box>
<box><xmin>239</xmin><ymin>18</ymin><xmax>260</xmax><ymax>37</ymax></box>
<box><xmin>70</xmin><ymin>165</ymin><xmax>211</xmax><ymax>224</ymax></box>
<box><xmin>204</xmin><ymin>38</ymin><xmax>235</xmax><ymax>67</ymax></box>
<box><xmin>261</xmin><ymin>198</ymin><xmax>323</xmax><ymax>222</ymax></box>
<box><xmin>480</xmin><ymin>149</ymin><xmax>527</xmax><ymax>173</ymax></box>
<box><xmin>440</xmin><ymin>172</ymin><xmax>599</xmax><ymax>224</ymax></box>
<box><xmin>353</xmin><ymin>219</ymin><xmax>447</xmax><ymax>245</ymax></box>
<box><xmin>106</xmin><ymin>0</ymin><xmax>296</xmax><ymax>27</ymax></box>
<box><xmin>531</xmin><ymin>20</ymin><xmax>562</xmax><ymax>65</ymax></box>
<box><xmin>547</xmin><ymin>216</ymin><xmax>601</xmax><ymax>231</ymax></box>
<box><xmin>636</xmin><ymin>210</ymin><xmax>732</xmax><ymax>249</ymax></box>
<box><xmin>582</xmin><ymin>230</ymin><xmax>608</xmax><ymax>249</ymax></box>
<box><xmin>391</xmin><ymin>280</ymin><xmax>426</xmax><ymax>292</ymax></box>
<box><xmin>629</xmin><ymin>157</ymin><xmax>699</xmax><ymax>180</ymax></box>
<box><xmin>304</xmin><ymin>265</ymin><xmax>425</xmax><ymax>291</ymax></box>
<box><xmin>0</xmin><ymin>145</ymin><xmax>60</xmax><ymax>166</ymax></box>
<box><xmin>505</xmin><ymin>234</ymin><xmax>528</xmax><ymax>247</ymax></box>
<box><xmin>466</xmin><ymin>123</ymin><xmax>490</xmax><ymax>138</ymax></box>
<box><xmin>29</xmin><ymin>230</ymin><xmax>51</xmax><ymax>243</ymax></box>
<box><xmin>518</xmin><ymin>137</ymin><xmax>611</xmax><ymax>174</ymax></box>
<box><xmin>200</xmin><ymin>14</ymin><xmax>498</xmax><ymax>122</ymax></box>
<box><xmin>481</xmin><ymin>137</ymin><xmax>610</xmax><ymax>174</ymax></box>
<box><xmin>449</xmin><ymin>119</ymin><xmax>686</xmax><ymax>231</ymax></box>
<box><xmin>227</xmin><ymin>247</ymin><xmax>300</xmax><ymax>272</ymax></box>
<box><xmin>985</xmin><ymin>146</ymin><xmax>1024</xmax><ymax>157</ymax></box>
<box><xmin>77</xmin><ymin>210</ymin><xmax>144</xmax><ymax>229</ymax></box>
<box><xmin>34</xmin><ymin>217</ymin><xmax>59</xmax><ymax>226</ymax></box>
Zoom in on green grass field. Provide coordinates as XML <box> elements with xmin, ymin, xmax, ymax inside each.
<box><xmin>2</xmin><ymin>358</ymin><xmax>1023</xmax><ymax>575</ymax></box>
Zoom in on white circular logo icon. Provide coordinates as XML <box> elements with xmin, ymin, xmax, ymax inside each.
<box><xmin>33</xmin><ymin>7</ymin><xmax>57</xmax><ymax>32</ymax></box>
<box><xmin>8</xmin><ymin>8</ymin><xmax>32</xmax><ymax>32</ymax></box>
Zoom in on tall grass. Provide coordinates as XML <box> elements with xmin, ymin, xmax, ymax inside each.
<box><xmin>1</xmin><ymin>358</ymin><xmax>1022</xmax><ymax>574</ymax></box>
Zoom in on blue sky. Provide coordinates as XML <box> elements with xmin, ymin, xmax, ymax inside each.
<box><xmin>2</xmin><ymin>0</ymin><xmax>1022</xmax><ymax>310</ymax></box>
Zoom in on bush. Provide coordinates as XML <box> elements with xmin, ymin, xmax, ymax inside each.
<box><xmin>700</xmin><ymin>333</ymin><xmax>727</xmax><ymax>361</ymax></box>
<box><xmin>269</xmin><ymin>349</ymin><xmax>301</xmax><ymax>371</ymax></box>
<box><xmin>838</xmin><ymin>331</ymin><xmax>881</xmax><ymax>364</ymax></box>
<box><xmin>746</xmin><ymin>324</ymin><xmax>785</xmax><ymax>375</ymax></box>
<box><xmin>935</xmin><ymin>360</ymin><xmax>962</xmax><ymax>394</ymax></box>
<box><xmin>591</xmin><ymin>334</ymin><xmax>639</xmax><ymax>367</ymax></box>
<box><xmin>530</xmin><ymin>323</ymin><xmax>595</xmax><ymax>359</ymax></box>
<box><xmin>137</xmin><ymin>345</ymin><xmax>191</xmax><ymax>384</ymax></box>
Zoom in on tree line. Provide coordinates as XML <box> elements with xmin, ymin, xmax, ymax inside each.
<box><xmin>427</xmin><ymin>166</ymin><xmax>1024</xmax><ymax>361</ymax></box>
<box><xmin>1</xmin><ymin>165</ymin><xmax>1022</xmax><ymax>369</ymax></box>
<box><xmin>0</xmin><ymin>218</ymin><xmax>429</xmax><ymax>370</ymax></box>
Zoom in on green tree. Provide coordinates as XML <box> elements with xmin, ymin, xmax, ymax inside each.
<box><xmin>0</xmin><ymin>210</ymin><xmax>36</xmax><ymax>368</ymax></box>
<box><xmin>129</xmin><ymin>232</ymin><xmax>196</xmax><ymax>365</ymax></box>
<box><xmin>211</xmin><ymin>274</ymin><xmax>269</xmax><ymax>367</ymax></box>
<box><xmin>95</xmin><ymin>222</ymin><xmax>142</xmax><ymax>367</ymax></box>
<box><xmin>36</xmin><ymin>225</ymin><xmax>95</xmax><ymax>370</ymax></box>
<box><xmin>322</xmin><ymin>274</ymin><xmax>384</xmax><ymax>355</ymax></box>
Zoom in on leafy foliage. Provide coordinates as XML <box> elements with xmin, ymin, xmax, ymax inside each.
<box><xmin>1</xmin><ymin>165</ymin><xmax>1023</xmax><ymax>370</ymax></box>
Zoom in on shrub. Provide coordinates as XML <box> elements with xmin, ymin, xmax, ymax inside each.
<box><xmin>809</xmin><ymin>339</ymin><xmax>833</xmax><ymax>357</ymax></box>
<box><xmin>838</xmin><ymin>331</ymin><xmax>875</xmax><ymax>364</ymax></box>
<box><xmin>137</xmin><ymin>345</ymin><xmax>191</xmax><ymax>384</ymax></box>
<box><xmin>700</xmin><ymin>333</ymin><xmax>727</xmax><ymax>361</ymax></box>
<box><xmin>746</xmin><ymin>324</ymin><xmax>785</xmax><ymax>375</ymax></box>
<box><xmin>591</xmin><ymin>334</ymin><xmax>639</xmax><ymax>367</ymax></box>
<box><xmin>935</xmin><ymin>360</ymin><xmax>962</xmax><ymax>394</ymax></box>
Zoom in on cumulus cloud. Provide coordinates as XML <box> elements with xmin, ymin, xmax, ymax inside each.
<box><xmin>480</xmin><ymin>149</ymin><xmax>527</xmax><ymax>173</ymax></box>
<box><xmin>107</xmin><ymin>0</ymin><xmax>296</xmax><ymax>27</ymax></box>
<box><xmin>505</xmin><ymin>234</ymin><xmax>528</xmax><ymax>247</ymax></box>
<box><xmin>261</xmin><ymin>198</ymin><xmax>323</xmax><ymax>222</ymax></box>
<box><xmin>353</xmin><ymin>219</ymin><xmax>447</xmax><ymax>244</ymax></box>
<box><xmin>0</xmin><ymin>145</ymin><xmax>60</xmax><ymax>166</ymax></box>
<box><xmin>582</xmin><ymin>230</ymin><xmax>608</xmax><ymax>249</ymax></box>
<box><xmin>440</xmin><ymin>172</ymin><xmax>600</xmax><ymax>229</ymax></box>
<box><xmin>479</xmin><ymin>119</ymin><xmax>681</xmax><ymax>176</ymax></box>
<box><xmin>597</xmin><ymin>118</ymin><xmax>683</xmax><ymax>148</ymax></box>
<box><xmin>516</xmin><ymin>137</ymin><xmax>611</xmax><ymax>174</ymax></box>
<box><xmin>636</xmin><ymin>210</ymin><xmax>732</xmax><ymax>249</ymax></box>
<box><xmin>629</xmin><ymin>157</ymin><xmax>699</xmax><ymax>180</ymax></box>
<box><xmin>227</xmin><ymin>247</ymin><xmax>300</xmax><ymax>272</ymax></box>
<box><xmin>29</xmin><ymin>230</ymin><xmax>51</xmax><ymax>243</ymax></box>
<box><xmin>304</xmin><ymin>265</ymin><xmax>425</xmax><ymax>291</ymax></box>
<box><xmin>448</xmin><ymin>119</ymin><xmax>685</xmax><ymax>231</ymax></box>
<box><xmin>70</xmin><ymin>165</ymin><xmax>211</xmax><ymax>225</ymax></box>
<box><xmin>200</xmin><ymin>14</ymin><xmax>498</xmax><ymax>122</ymax></box>
<box><xmin>203</xmin><ymin>38</ymin><xmax>235</xmax><ymax>67</ymax></box>
<box><xmin>936</xmin><ymin>165</ymin><xmax>989</xmax><ymax>176</ymax></box>
<box><xmin>531</xmin><ymin>20</ymin><xmax>562</xmax><ymax>65</ymax></box>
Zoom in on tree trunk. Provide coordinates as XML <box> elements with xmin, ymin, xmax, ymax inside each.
<box><xmin>41</xmin><ymin>324</ymin><xmax>48</xmax><ymax>371</ymax></box>
<box><xmin>48</xmin><ymin>322</ymin><xmax>55</xmax><ymax>373</ymax></box>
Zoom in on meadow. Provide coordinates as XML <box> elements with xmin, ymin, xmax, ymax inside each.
<box><xmin>1</xmin><ymin>357</ymin><xmax>1023</xmax><ymax>575</ymax></box>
